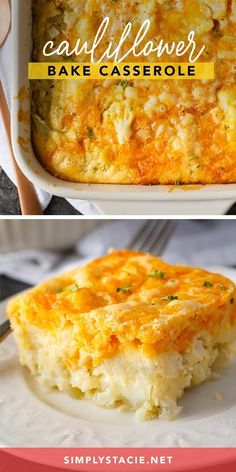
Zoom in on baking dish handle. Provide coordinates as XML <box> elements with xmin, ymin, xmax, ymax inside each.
<box><xmin>92</xmin><ymin>199</ymin><xmax>235</xmax><ymax>215</ymax></box>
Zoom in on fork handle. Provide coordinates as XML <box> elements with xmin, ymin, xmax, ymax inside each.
<box><xmin>0</xmin><ymin>320</ymin><xmax>12</xmax><ymax>342</ymax></box>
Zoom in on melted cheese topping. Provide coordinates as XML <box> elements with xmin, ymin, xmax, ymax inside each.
<box><xmin>7</xmin><ymin>250</ymin><xmax>236</xmax><ymax>364</ymax></box>
<box><xmin>31</xmin><ymin>0</ymin><xmax>236</xmax><ymax>184</ymax></box>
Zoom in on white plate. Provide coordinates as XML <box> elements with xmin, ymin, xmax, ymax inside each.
<box><xmin>1</xmin><ymin>266</ymin><xmax>236</xmax><ymax>456</ymax></box>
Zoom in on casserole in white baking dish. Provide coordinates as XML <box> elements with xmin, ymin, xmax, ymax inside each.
<box><xmin>11</xmin><ymin>0</ymin><xmax>236</xmax><ymax>215</ymax></box>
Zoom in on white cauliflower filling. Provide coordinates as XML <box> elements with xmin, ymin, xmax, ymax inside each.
<box><xmin>14</xmin><ymin>323</ymin><xmax>236</xmax><ymax>421</ymax></box>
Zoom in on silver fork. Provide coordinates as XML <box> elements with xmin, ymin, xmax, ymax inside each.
<box><xmin>0</xmin><ymin>320</ymin><xmax>11</xmax><ymax>342</ymax></box>
<box><xmin>129</xmin><ymin>220</ymin><xmax>176</xmax><ymax>255</ymax></box>
<box><xmin>0</xmin><ymin>220</ymin><xmax>176</xmax><ymax>343</ymax></box>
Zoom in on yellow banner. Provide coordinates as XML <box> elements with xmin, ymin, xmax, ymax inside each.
<box><xmin>28</xmin><ymin>62</ymin><xmax>215</xmax><ymax>80</ymax></box>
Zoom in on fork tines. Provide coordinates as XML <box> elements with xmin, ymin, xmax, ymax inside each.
<box><xmin>129</xmin><ymin>220</ymin><xmax>176</xmax><ymax>255</ymax></box>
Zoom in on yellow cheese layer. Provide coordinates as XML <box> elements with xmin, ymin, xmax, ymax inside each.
<box><xmin>7</xmin><ymin>250</ymin><xmax>236</xmax><ymax>364</ymax></box>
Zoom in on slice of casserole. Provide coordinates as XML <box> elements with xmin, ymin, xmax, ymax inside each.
<box><xmin>7</xmin><ymin>250</ymin><xmax>236</xmax><ymax>420</ymax></box>
<box><xmin>31</xmin><ymin>0</ymin><xmax>236</xmax><ymax>184</ymax></box>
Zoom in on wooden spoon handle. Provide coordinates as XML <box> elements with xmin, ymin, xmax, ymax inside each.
<box><xmin>0</xmin><ymin>81</ymin><xmax>43</xmax><ymax>215</ymax></box>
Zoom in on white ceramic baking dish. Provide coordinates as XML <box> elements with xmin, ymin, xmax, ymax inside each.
<box><xmin>11</xmin><ymin>0</ymin><xmax>236</xmax><ymax>215</ymax></box>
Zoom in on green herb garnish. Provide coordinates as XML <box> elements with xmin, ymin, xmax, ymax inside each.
<box><xmin>148</xmin><ymin>270</ymin><xmax>166</xmax><ymax>279</ymax></box>
<box><xmin>87</xmin><ymin>127</ymin><xmax>94</xmax><ymax>138</ymax></box>
<box><xmin>68</xmin><ymin>283</ymin><xmax>80</xmax><ymax>292</ymax></box>
<box><xmin>161</xmin><ymin>295</ymin><xmax>179</xmax><ymax>301</ymax></box>
<box><xmin>116</xmin><ymin>285</ymin><xmax>132</xmax><ymax>294</ymax></box>
<box><xmin>203</xmin><ymin>281</ymin><xmax>213</xmax><ymax>288</ymax></box>
<box><xmin>56</xmin><ymin>287</ymin><xmax>63</xmax><ymax>294</ymax></box>
<box><xmin>119</xmin><ymin>80</ymin><xmax>133</xmax><ymax>89</ymax></box>
<box><xmin>218</xmin><ymin>284</ymin><xmax>227</xmax><ymax>291</ymax></box>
